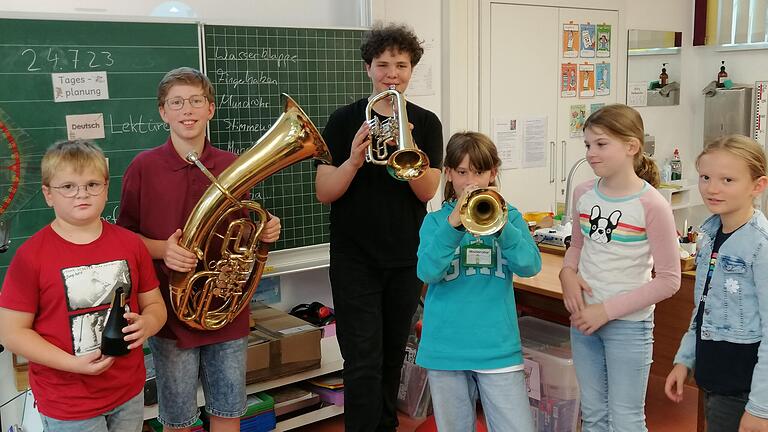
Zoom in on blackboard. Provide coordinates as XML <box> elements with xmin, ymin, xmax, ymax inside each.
<box><xmin>0</xmin><ymin>18</ymin><xmax>200</xmax><ymax>278</ymax></box>
<box><xmin>203</xmin><ymin>25</ymin><xmax>371</xmax><ymax>252</ymax></box>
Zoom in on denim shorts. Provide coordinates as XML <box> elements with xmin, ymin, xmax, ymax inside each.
<box><xmin>149</xmin><ymin>336</ymin><xmax>248</xmax><ymax>428</ymax></box>
<box><xmin>39</xmin><ymin>391</ymin><xmax>143</xmax><ymax>432</ymax></box>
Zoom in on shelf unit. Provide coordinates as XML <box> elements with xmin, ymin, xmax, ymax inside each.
<box><xmin>143</xmin><ymin>336</ymin><xmax>344</xmax><ymax>430</ymax></box>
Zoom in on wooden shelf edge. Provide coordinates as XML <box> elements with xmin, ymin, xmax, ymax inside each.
<box><xmin>274</xmin><ymin>404</ymin><xmax>345</xmax><ymax>431</ymax></box>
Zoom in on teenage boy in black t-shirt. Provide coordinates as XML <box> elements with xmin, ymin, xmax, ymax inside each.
<box><xmin>315</xmin><ymin>23</ymin><xmax>443</xmax><ymax>432</ymax></box>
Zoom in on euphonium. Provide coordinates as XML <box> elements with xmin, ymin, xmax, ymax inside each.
<box><xmin>168</xmin><ymin>94</ymin><xmax>331</xmax><ymax>330</ymax></box>
<box><xmin>365</xmin><ymin>86</ymin><xmax>430</xmax><ymax>181</ymax></box>
<box><xmin>458</xmin><ymin>187</ymin><xmax>508</xmax><ymax>236</ymax></box>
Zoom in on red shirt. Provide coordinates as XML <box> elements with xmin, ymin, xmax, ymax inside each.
<box><xmin>117</xmin><ymin>138</ymin><xmax>249</xmax><ymax>348</ymax></box>
<box><xmin>0</xmin><ymin>222</ymin><xmax>158</xmax><ymax>420</ymax></box>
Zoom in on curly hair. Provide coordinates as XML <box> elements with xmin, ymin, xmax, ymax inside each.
<box><xmin>360</xmin><ymin>23</ymin><xmax>424</xmax><ymax>66</ymax></box>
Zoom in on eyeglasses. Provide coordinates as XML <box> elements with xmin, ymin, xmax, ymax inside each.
<box><xmin>49</xmin><ymin>181</ymin><xmax>106</xmax><ymax>198</ymax></box>
<box><xmin>164</xmin><ymin>95</ymin><xmax>209</xmax><ymax>111</ymax></box>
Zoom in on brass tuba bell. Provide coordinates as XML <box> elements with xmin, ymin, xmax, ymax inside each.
<box><xmin>168</xmin><ymin>94</ymin><xmax>331</xmax><ymax>330</ymax></box>
<box><xmin>458</xmin><ymin>187</ymin><xmax>508</xmax><ymax>236</ymax></box>
<box><xmin>365</xmin><ymin>86</ymin><xmax>430</xmax><ymax>181</ymax></box>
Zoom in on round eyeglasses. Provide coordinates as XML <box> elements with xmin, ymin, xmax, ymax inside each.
<box><xmin>49</xmin><ymin>181</ymin><xmax>106</xmax><ymax>198</ymax></box>
<box><xmin>164</xmin><ymin>95</ymin><xmax>209</xmax><ymax>111</ymax></box>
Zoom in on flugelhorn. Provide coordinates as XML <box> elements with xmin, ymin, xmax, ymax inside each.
<box><xmin>168</xmin><ymin>94</ymin><xmax>331</xmax><ymax>330</ymax></box>
<box><xmin>458</xmin><ymin>187</ymin><xmax>508</xmax><ymax>236</ymax></box>
<box><xmin>365</xmin><ymin>86</ymin><xmax>429</xmax><ymax>181</ymax></box>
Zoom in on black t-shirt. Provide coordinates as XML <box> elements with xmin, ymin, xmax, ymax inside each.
<box><xmin>320</xmin><ymin>98</ymin><xmax>443</xmax><ymax>267</ymax></box>
<box><xmin>695</xmin><ymin>224</ymin><xmax>760</xmax><ymax>394</ymax></box>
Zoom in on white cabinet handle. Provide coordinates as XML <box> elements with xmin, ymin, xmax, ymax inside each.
<box><xmin>550</xmin><ymin>141</ymin><xmax>555</xmax><ymax>183</ymax></box>
<box><xmin>561</xmin><ymin>140</ymin><xmax>567</xmax><ymax>182</ymax></box>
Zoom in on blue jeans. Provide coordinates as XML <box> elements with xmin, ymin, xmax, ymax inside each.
<box><xmin>570</xmin><ymin>319</ymin><xmax>654</xmax><ymax>432</ymax></box>
<box><xmin>149</xmin><ymin>336</ymin><xmax>247</xmax><ymax>429</ymax></box>
<box><xmin>39</xmin><ymin>391</ymin><xmax>143</xmax><ymax>432</ymax></box>
<box><xmin>427</xmin><ymin>369</ymin><xmax>535</xmax><ymax>432</ymax></box>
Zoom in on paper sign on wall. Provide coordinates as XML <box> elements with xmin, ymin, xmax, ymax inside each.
<box><xmin>578</xmin><ymin>63</ymin><xmax>595</xmax><ymax>98</ymax></box>
<box><xmin>52</xmin><ymin>71</ymin><xmax>109</xmax><ymax>103</ymax></box>
<box><xmin>596</xmin><ymin>24</ymin><xmax>611</xmax><ymax>57</ymax></box>
<box><xmin>562</xmin><ymin>23</ymin><xmax>579</xmax><ymax>58</ymax></box>
<box><xmin>561</xmin><ymin>63</ymin><xmax>577</xmax><ymax>98</ymax></box>
<box><xmin>66</xmin><ymin>113</ymin><xmax>105</xmax><ymax>140</ymax></box>
<box><xmin>580</xmin><ymin>24</ymin><xmax>596</xmax><ymax>58</ymax></box>
<box><xmin>628</xmin><ymin>82</ymin><xmax>648</xmax><ymax>107</ymax></box>
<box><xmin>595</xmin><ymin>63</ymin><xmax>610</xmax><ymax>96</ymax></box>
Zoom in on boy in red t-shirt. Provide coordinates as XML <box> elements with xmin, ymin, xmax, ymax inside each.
<box><xmin>117</xmin><ymin>67</ymin><xmax>281</xmax><ymax>432</ymax></box>
<box><xmin>0</xmin><ymin>140</ymin><xmax>166</xmax><ymax>432</ymax></box>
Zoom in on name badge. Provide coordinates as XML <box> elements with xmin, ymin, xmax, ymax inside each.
<box><xmin>461</xmin><ymin>242</ymin><xmax>495</xmax><ymax>268</ymax></box>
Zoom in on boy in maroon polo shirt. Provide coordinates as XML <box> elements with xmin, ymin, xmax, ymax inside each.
<box><xmin>118</xmin><ymin>67</ymin><xmax>281</xmax><ymax>432</ymax></box>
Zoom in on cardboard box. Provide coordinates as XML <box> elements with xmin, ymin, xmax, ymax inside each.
<box><xmin>245</xmin><ymin>303</ymin><xmax>322</xmax><ymax>384</ymax></box>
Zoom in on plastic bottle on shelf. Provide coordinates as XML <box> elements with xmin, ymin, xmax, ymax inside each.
<box><xmin>670</xmin><ymin>148</ymin><xmax>683</xmax><ymax>181</ymax></box>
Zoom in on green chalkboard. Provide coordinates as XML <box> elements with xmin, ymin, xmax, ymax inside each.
<box><xmin>203</xmin><ymin>25</ymin><xmax>371</xmax><ymax>251</ymax></box>
<box><xmin>0</xmin><ymin>18</ymin><xmax>200</xmax><ymax>278</ymax></box>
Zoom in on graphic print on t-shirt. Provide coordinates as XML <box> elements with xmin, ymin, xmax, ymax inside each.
<box><xmin>587</xmin><ymin>205</ymin><xmax>622</xmax><ymax>243</ymax></box>
<box><xmin>61</xmin><ymin>260</ymin><xmax>132</xmax><ymax>355</ymax></box>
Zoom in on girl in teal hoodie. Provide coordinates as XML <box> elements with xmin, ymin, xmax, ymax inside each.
<box><xmin>416</xmin><ymin>131</ymin><xmax>541</xmax><ymax>432</ymax></box>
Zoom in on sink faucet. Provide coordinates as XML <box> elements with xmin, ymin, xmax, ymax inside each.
<box><xmin>562</xmin><ymin>157</ymin><xmax>589</xmax><ymax>226</ymax></box>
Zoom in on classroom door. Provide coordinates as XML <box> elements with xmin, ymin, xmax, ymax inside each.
<box><xmin>486</xmin><ymin>3</ymin><xmax>560</xmax><ymax>214</ymax></box>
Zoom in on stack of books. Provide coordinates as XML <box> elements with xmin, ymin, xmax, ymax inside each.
<box><xmin>269</xmin><ymin>385</ymin><xmax>321</xmax><ymax>417</ymax></box>
<box><xmin>303</xmin><ymin>373</ymin><xmax>344</xmax><ymax>406</ymax></box>
<box><xmin>240</xmin><ymin>393</ymin><xmax>276</xmax><ymax>432</ymax></box>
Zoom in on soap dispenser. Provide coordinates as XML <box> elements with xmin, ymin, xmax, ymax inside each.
<box><xmin>659</xmin><ymin>63</ymin><xmax>668</xmax><ymax>87</ymax></box>
<box><xmin>717</xmin><ymin>61</ymin><xmax>728</xmax><ymax>88</ymax></box>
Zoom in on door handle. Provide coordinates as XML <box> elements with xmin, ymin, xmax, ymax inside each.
<box><xmin>550</xmin><ymin>141</ymin><xmax>555</xmax><ymax>183</ymax></box>
<box><xmin>561</xmin><ymin>140</ymin><xmax>567</xmax><ymax>182</ymax></box>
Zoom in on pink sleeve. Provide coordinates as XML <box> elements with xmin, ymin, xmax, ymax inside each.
<box><xmin>563</xmin><ymin>181</ymin><xmax>594</xmax><ymax>271</ymax></box>
<box><xmin>603</xmin><ymin>189</ymin><xmax>681</xmax><ymax>320</ymax></box>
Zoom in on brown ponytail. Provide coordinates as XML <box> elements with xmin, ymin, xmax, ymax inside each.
<box><xmin>635</xmin><ymin>153</ymin><xmax>660</xmax><ymax>188</ymax></box>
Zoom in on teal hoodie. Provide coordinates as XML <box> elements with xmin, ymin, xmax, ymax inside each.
<box><xmin>415</xmin><ymin>201</ymin><xmax>541</xmax><ymax>370</ymax></box>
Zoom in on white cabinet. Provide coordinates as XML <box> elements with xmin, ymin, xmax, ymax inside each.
<box><xmin>480</xmin><ymin>1</ymin><xmax>621</xmax><ymax>213</ymax></box>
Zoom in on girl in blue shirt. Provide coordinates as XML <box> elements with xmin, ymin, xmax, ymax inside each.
<box><xmin>416</xmin><ymin>131</ymin><xmax>541</xmax><ymax>432</ymax></box>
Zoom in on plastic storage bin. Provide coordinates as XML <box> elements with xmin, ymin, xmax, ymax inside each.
<box><xmin>519</xmin><ymin>317</ymin><xmax>580</xmax><ymax>432</ymax></box>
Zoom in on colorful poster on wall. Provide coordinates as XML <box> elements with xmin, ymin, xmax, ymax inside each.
<box><xmin>590</xmin><ymin>103</ymin><xmax>605</xmax><ymax>115</ymax></box>
<box><xmin>570</xmin><ymin>104</ymin><xmax>587</xmax><ymax>137</ymax></box>
<box><xmin>580</xmin><ymin>23</ymin><xmax>596</xmax><ymax>58</ymax></box>
<box><xmin>563</xmin><ymin>23</ymin><xmax>579</xmax><ymax>58</ymax></box>
<box><xmin>561</xmin><ymin>63</ymin><xmax>577</xmax><ymax>97</ymax></box>
<box><xmin>579</xmin><ymin>63</ymin><xmax>595</xmax><ymax>98</ymax></box>
<box><xmin>595</xmin><ymin>63</ymin><xmax>610</xmax><ymax>96</ymax></box>
<box><xmin>596</xmin><ymin>24</ymin><xmax>611</xmax><ymax>57</ymax></box>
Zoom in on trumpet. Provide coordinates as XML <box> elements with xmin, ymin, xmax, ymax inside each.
<box><xmin>458</xmin><ymin>187</ymin><xmax>508</xmax><ymax>236</ymax></box>
<box><xmin>365</xmin><ymin>86</ymin><xmax>429</xmax><ymax>181</ymax></box>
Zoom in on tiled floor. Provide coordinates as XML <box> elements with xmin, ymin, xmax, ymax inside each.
<box><xmin>295</xmin><ymin>374</ymin><xmax>699</xmax><ymax>431</ymax></box>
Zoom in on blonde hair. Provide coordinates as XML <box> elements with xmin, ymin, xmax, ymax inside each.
<box><xmin>157</xmin><ymin>67</ymin><xmax>215</xmax><ymax>108</ymax></box>
<box><xmin>443</xmin><ymin>132</ymin><xmax>501</xmax><ymax>202</ymax></box>
<box><xmin>697</xmin><ymin>135</ymin><xmax>767</xmax><ymax>180</ymax></box>
<box><xmin>584</xmin><ymin>104</ymin><xmax>660</xmax><ymax>188</ymax></box>
<box><xmin>41</xmin><ymin>140</ymin><xmax>108</xmax><ymax>186</ymax></box>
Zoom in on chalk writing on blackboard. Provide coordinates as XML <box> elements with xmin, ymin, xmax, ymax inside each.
<box><xmin>213</xmin><ymin>48</ymin><xmax>297</xmax><ymax>67</ymax></box>
<box><xmin>214</xmin><ymin>69</ymin><xmax>277</xmax><ymax>87</ymax></box>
